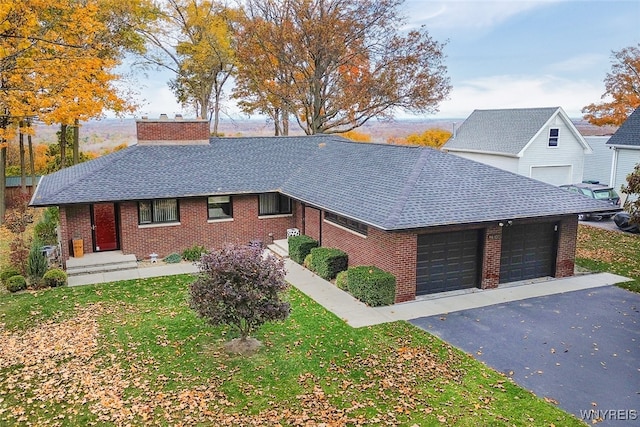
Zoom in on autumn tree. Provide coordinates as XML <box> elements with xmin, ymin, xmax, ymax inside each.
<box><xmin>340</xmin><ymin>130</ymin><xmax>372</xmax><ymax>142</ymax></box>
<box><xmin>404</xmin><ymin>128</ymin><xmax>452</xmax><ymax>148</ymax></box>
<box><xmin>189</xmin><ymin>243</ymin><xmax>290</xmax><ymax>354</ymax></box>
<box><xmin>234</xmin><ymin>0</ymin><xmax>450</xmax><ymax>135</ymax></box>
<box><xmin>0</xmin><ymin>0</ymin><xmax>155</xmax><ymax>221</ymax></box>
<box><xmin>142</xmin><ymin>0</ymin><xmax>236</xmax><ymax>134</ymax></box>
<box><xmin>621</xmin><ymin>162</ymin><xmax>640</xmax><ymax>225</ymax></box>
<box><xmin>583</xmin><ymin>44</ymin><xmax>640</xmax><ymax>126</ymax></box>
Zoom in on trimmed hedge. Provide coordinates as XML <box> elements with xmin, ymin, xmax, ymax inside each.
<box><xmin>288</xmin><ymin>235</ymin><xmax>318</xmax><ymax>264</ymax></box>
<box><xmin>43</xmin><ymin>268</ymin><xmax>68</xmax><ymax>287</ymax></box>
<box><xmin>6</xmin><ymin>275</ymin><xmax>27</xmax><ymax>293</ymax></box>
<box><xmin>346</xmin><ymin>266</ymin><xmax>396</xmax><ymax>307</ymax></box>
<box><xmin>307</xmin><ymin>247</ymin><xmax>348</xmax><ymax>280</ymax></box>
<box><xmin>1</xmin><ymin>267</ymin><xmax>21</xmax><ymax>285</ymax></box>
<box><xmin>335</xmin><ymin>270</ymin><xmax>349</xmax><ymax>291</ymax></box>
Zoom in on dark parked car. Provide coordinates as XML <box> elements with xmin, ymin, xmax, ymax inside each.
<box><xmin>613</xmin><ymin>212</ymin><xmax>640</xmax><ymax>233</ymax></box>
<box><xmin>559</xmin><ymin>182</ymin><xmax>621</xmax><ymax>221</ymax></box>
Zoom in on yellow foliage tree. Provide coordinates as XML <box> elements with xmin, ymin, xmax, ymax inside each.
<box><xmin>404</xmin><ymin>128</ymin><xmax>452</xmax><ymax>149</ymax></box>
<box><xmin>340</xmin><ymin>130</ymin><xmax>372</xmax><ymax>143</ymax></box>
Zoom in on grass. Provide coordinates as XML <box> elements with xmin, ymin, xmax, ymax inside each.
<box><xmin>576</xmin><ymin>224</ymin><xmax>640</xmax><ymax>293</ymax></box>
<box><xmin>0</xmin><ymin>275</ymin><xmax>583</xmax><ymax>426</ymax></box>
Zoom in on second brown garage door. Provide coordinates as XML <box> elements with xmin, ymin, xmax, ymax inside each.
<box><xmin>499</xmin><ymin>222</ymin><xmax>557</xmax><ymax>284</ymax></box>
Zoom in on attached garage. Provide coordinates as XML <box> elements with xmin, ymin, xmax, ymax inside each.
<box><xmin>499</xmin><ymin>222</ymin><xmax>558</xmax><ymax>284</ymax></box>
<box><xmin>416</xmin><ymin>230</ymin><xmax>481</xmax><ymax>295</ymax></box>
<box><xmin>530</xmin><ymin>165</ymin><xmax>572</xmax><ymax>186</ymax></box>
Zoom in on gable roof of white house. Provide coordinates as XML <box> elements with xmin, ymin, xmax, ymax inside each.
<box><xmin>31</xmin><ymin>135</ymin><xmax>618</xmax><ymax>231</ymax></box>
<box><xmin>443</xmin><ymin>107</ymin><xmax>592</xmax><ymax>157</ymax></box>
<box><xmin>606</xmin><ymin>107</ymin><xmax>640</xmax><ymax>148</ymax></box>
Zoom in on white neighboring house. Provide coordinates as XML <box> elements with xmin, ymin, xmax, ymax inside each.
<box><xmin>583</xmin><ymin>136</ymin><xmax>613</xmax><ymax>185</ymax></box>
<box><xmin>442</xmin><ymin>107</ymin><xmax>592</xmax><ymax>186</ymax></box>
<box><xmin>607</xmin><ymin>107</ymin><xmax>640</xmax><ymax>202</ymax></box>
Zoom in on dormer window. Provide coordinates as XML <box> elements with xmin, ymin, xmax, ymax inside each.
<box><xmin>548</xmin><ymin>128</ymin><xmax>559</xmax><ymax>147</ymax></box>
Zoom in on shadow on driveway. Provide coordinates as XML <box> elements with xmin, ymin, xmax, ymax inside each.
<box><xmin>410</xmin><ymin>286</ymin><xmax>640</xmax><ymax>426</ymax></box>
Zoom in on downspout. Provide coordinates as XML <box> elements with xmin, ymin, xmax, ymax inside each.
<box><xmin>318</xmin><ymin>209</ymin><xmax>322</xmax><ymax>246</ymax></box>
<box><xmin>301</xmin><ymin>202</ymin><xmax>306</xmax><ymax>235</ymax></box>
<box><xmin>609</xmin><ymin>147</ymin><xmax>618</xmax><ymax>189</ymax></box>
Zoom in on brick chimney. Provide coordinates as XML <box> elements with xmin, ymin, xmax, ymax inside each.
<box><xmin>136</xmin><ymin>115</ymin><xmax>210</xmax><ymax>145</ymax></box>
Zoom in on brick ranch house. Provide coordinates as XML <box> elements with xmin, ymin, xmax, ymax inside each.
<box><xmin>30</xmin><ymin>117</ymin><xmax>617</xmax><ymax>302</ymax></box>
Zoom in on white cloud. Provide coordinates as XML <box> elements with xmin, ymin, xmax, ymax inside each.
<box><xmin>544</xmin><ymin>53</ymin><xmax>608</xmax><ymax>73</ymax></box>
<box><xmin>431</xmin><ymin>74</ymin><xmax>603</xmax><ymax>117</ymax></box>
<box><xmin>404</xmin><ymin>0</ymin><xmax>561</xmax><ymax>33</ymax></box>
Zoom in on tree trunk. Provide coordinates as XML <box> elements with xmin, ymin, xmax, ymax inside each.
<box><xmin>60</xmin><ymin>124</ymin><xmax>67</xmax><ymax>169</ymax></box>
<box><xmin>212</xmin><ymin>90</ymin><xmax>220</xmax><ymax>136</ymax></box>
<box><xmin>282</xmin><ymin>111</ymin><xmax>289</xmax><ymax>136</ymax></box>
<box><xmin>19</xmin><ymin>123</ymin><xmax>26</xmax><ymax>194</ymax></box>
<box><xmin>28</xmin><ymin>123</ymin><xmax>36</xmax><ymax>197</ymax></box>
<box><xmin>0</xmin><ymin>144</ymin><xmax>5</xmax><ymax>224</ymax></box>
<box><xmin>73</xmin><ymin>118</ymin><xmax>79</xmax><ymax>165</ymax></box>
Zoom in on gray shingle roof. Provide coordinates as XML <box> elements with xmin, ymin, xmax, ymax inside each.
<box><xmin>443</xmin><ymin>107</ymin><xmax>562</xmax><ymax>155</ymax></box>
<box><xmin>607</xmin><ymin>107</ymin><xmax>640</xmax><ymax>147</ymax></box>
<box><xmin>31</xmin><ymin>134</ymin><xmax>617</xmax><ymax>231</ymax></box>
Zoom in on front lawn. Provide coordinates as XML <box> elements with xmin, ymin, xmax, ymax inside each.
<box><xmin>576</xmin><ymin>224</ymin><xmax>640</xmax><ymax>293</ymax></box>
<box><xmin>0</xmin><ymin>275</ymin><xmax>582</xmax><ymax>426</ymax></box>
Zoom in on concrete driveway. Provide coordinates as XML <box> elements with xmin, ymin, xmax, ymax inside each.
<box><xmin>410</xmin><ymin>286</ymin><xmax>640</xmax><ymax>426</ymax></box>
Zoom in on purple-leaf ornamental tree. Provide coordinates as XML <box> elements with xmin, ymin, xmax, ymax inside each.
<box><xmin>189</xmin><ymin>243</ymin><xmax>290</xmax><ymax>344</ymax></box>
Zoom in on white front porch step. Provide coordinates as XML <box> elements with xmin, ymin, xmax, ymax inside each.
<box><xmin>267</xmin><ymin>243</ymin><xmax>289</xmax><ymax>258</ymax></box>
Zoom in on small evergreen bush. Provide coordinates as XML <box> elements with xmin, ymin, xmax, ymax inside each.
<box><xmin>288</xmin><ymin>235</ymin><xmax>318</xmax><ymax>264</ymax></box>
<box><xmin>347</xmin><ymin>266</ymin><xmax>396</xmax><ymax>307</ymax></box>
<box><xmin>0</xmin><ymin>267</ymin><xmax>21</xmax><ymax>285</ymax></box>
<box><xmin>43</xmin><ymin>268</ymin><xmax>68</xmax><ymax>287</ymax></box>
<box><xmin>6</xmin><ymin>275</ymin><xmax>27</xmax><ymax>293</ymax></box>
<box><xmin>27</xmin><ymin>240</ymin><xmax>49</xmax><ymax>284</ymax></box>
<box><xmin>163</xmin><ymin>253</ymin><xmax>182</xmax><ymax>263</ymax></box>
<box><xmin>335</xmin><ymin>270</ymin><xmax>349</xmax><ymax>291</ymax></box>
<box><xmin>307</xmin><ymin>247</ymin><xmax>348</xmax><ymax>280</ymax></box>
<box><xmin>182</xmin><ymin>245</ymin><xmax>208</xmax><ymax>262</ymax></box>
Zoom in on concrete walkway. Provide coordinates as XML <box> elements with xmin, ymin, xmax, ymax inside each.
<box><xmin>68</xmin><ymin>257</ymin><xmax>631</xmax><ymax>328</ymax></box>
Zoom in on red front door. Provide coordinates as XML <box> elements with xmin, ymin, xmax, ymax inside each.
<box><xmin>92</xmin><ymin>203</ymin><xmax>119</xmax><ymax>251</ymax></box>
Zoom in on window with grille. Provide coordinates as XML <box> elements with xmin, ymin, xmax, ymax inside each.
<box><xmin>138</xmin><ymin>199</ymin><xmax>179</xmax><ymax>224</ymax></box>
<box><xmin>259</xmin><ymin>193</ymin><xmax>292</xmax><ymax>215</ymax></box>
<box><xmin>208</xmin><ymin>196</ymin><xmax>232</xmax><ymax>220</ymax></box>
<box><xmin>548</xmin><ymin>128</ymin><xmax>559</xmax><ymax>147</ymax></box>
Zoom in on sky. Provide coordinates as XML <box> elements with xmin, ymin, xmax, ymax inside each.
<box><xmin>130</xmin><ymin>0</ymin><xmax>640</xmax><ymax>120</ymax></box>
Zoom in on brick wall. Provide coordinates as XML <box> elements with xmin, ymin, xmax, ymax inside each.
<box><xmin>136</xmin><ymin>117</ymin><xmax>209</xmax><ymax>145</ymax></box>
<box><xmin>555</xmin><ymin>216</ymin><xmax>578</xmax><ymax>277</ymax></box>
<box><xmin>481</xmin><ymin>224</ymin><xmax>502</xmax><ymax>289</ymax></box>
<box><xmin>318</xmin><ymin>219</ymin><xmax>417</xmax><ymax>303</ymax></box>
<box><xmin>118</xmin><ymin>195</ymin><xmax>296</xmax><ymax>259</ymax></box>
<box><xmin>63</xmin><ymin>204</ymin><xmax>93</xmax><ymax>259</ymax></box>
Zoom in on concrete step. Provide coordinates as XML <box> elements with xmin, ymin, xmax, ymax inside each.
<box><xmin>66</xmin><ymin>253</ymin><xmax>139</xmax><ymax>276</ymax></box>
<box><xmin>268</xmin><ymin>242</ymin><xmax>289</xmax><ymax>258</ymax></box>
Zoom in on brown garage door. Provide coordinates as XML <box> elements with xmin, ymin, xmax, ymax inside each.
<box><xmin>499</xmin><ymin>223</ymin><xmax>557</xmax><ymax>284</ymax></box>
<box><xmin>416</xmin><ymin>230</ymin><xmax>481</xmax><ymax>295</ymax></box>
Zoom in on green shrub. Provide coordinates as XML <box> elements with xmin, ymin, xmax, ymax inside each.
<box><xmin>307</xmin><ymin>247</ymin><xmax>348</xmax><ymax>280</ymax></box>
<box><xmin>303</xmin><ymin>253</ymin><xmax>313</xmax><ymax>269</ymax></box>
<box><xmin>182</xmin><ymin>245</ymin><xmax>208</xmax><ymax>262</ymax></box>
<box><xmin>27</xmin><ymin>240</ymin><xmax>48</xmax><ymax>283</ymax></box>
<box><xmin>43</xmin><ymin>268</ymin><xmax>67</xmax><ymax>287</ymax></box>
<box><xmin>347</xmin><ymin>266</ymin><xmax>396</xmax><ymax>307</ymax></box>
<box><xmin>335</xmin><ymin>270</ymin><xmax>349</xmax><ymax>291</ymax></box>
<box><xmin>34</xmin><ymin>207</ymin><xmax>59</xmax><ymax>245</ymax></box>
<box><xmin>288</xmin><ymin>235</ymin><xmax>318</xmax><ymax>264</ymax></box>
<box><xmin>163</xmin><ymin>253</ymin><xmax>182</xmax><ymax>263</ymax></box>
<box><xmin>6</xmin><ymin>275</ymin><xmax>27</xmax><ymax>293</ymax></box>
<box><xmin>0</xmin><ymin>267</ymin><xmax>21</xmax><ymax>285</ymax></box>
